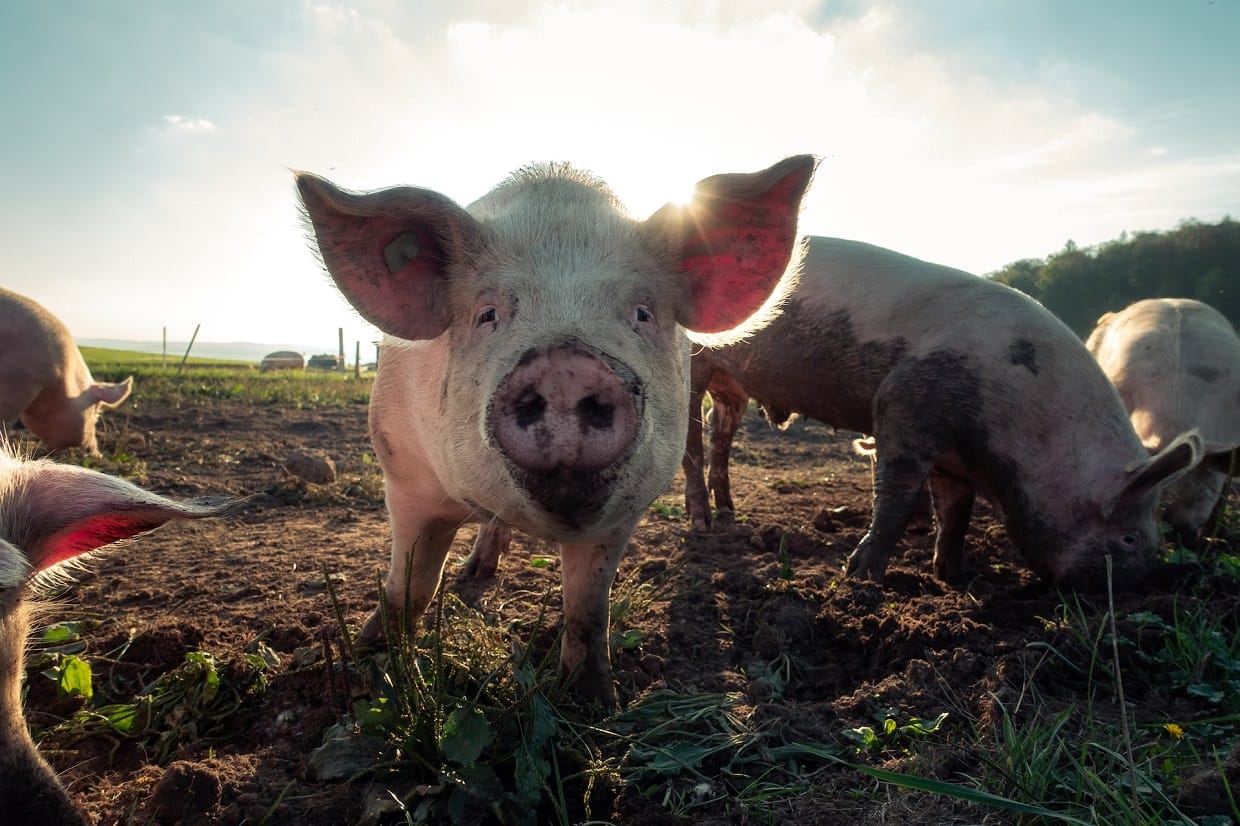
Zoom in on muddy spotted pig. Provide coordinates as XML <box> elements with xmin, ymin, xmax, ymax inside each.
<box><xmin>0</xmin><ymin>444</ymin><xmax>229</xmax><ymax>824</ymax></box>
<box><xmin>1087</xmin><ymin>298</ymin><xmax>1240</xmax><ymax>545</ymax></box>
<box><xmin>298</xmin><ymin>156</ymin><xmax>816</xmax><ymax>705</ymax></box>
<box><xmin>0</xmin><ymin>288</ymin><xmax>133</xmax><ymax>455</ymax></box>
<box><xmin>682</xmin><ymin>236</ymin><xmax>1202</xmax><ymax>588</ymax></box>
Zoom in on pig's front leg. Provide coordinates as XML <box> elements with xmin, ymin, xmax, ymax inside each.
<box><xmin>558</xmin><ymin>522</ymin><xmax>634</xmax><ymax>709</ymax></box>
<box><xmin>845</xmin><ymin>446</ymin><xmax>934</xmax><ymax>582</ymax></box>
<box><xmin>358</xmin><ymin>516</ymin><xmax>460</xmax><ymax>645</ymax></box>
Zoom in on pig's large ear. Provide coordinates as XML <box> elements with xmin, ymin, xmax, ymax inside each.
<box><xmin>1103</xmin><ymin>430</ymin><xmax>1204</xmax><ymax>519</ymax></box>
<box><xmin>296</xmin><ymin>173</ymin><xmax>486</xmax><ymax>341</ymax></box>
<box><xmin>90</xmin><ymin>376</ymin><xmax>133</xmax><ymax>409</ymax></box>
<box><xmin>5</xmin><ymin>459</ymin><xmax>232</xmax><ymax>573</ymax></box>
<box><xmin>648</xmin><ymin>155</ymin><xmax>817</xmax><ymax>337</ymax></box>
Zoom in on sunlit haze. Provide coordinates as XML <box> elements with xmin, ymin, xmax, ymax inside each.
<box><xmin>3</xmin><ymin>1</ymin><xmax>1237</xmax><ymax>355</ymax></box>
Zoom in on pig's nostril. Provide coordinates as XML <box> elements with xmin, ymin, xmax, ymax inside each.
<box><xmin>577</xmin><ymin>396</ymin><xmax>615</xmax><ymax>431</ymax></box>
<box><xmin>513</xmin><ymin>388</ymin><xmax>546</xmax><ymax>428</ymax></box>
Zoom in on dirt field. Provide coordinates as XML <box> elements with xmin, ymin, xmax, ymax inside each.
<box><xmin>21</xmin><ymin>395</ymin><xmax>1240</xmax><ymax>824</ymax></box>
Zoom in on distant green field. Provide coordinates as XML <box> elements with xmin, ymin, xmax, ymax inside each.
<box><xmin>79</xmin><ymin>346</ymin><xmax>252</xmax><ymax>368</ymax></box>
<box><xmin>82</xmin><ymin>347</ymin><xmax>373</xmax><ymax>407</ymax></box>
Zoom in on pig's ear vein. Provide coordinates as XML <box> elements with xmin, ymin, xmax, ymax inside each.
<box><xmin>29</xmin><ymin>510</ymin><xmax>195</xmax><ymax>572</ymax></box>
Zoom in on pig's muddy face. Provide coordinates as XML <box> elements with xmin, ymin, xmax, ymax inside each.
<box><xmin>1043</xmin><ymin>501</ymin><xmax>1162</xmax><ymax>590</ymax></box>
<box><xmin>1035</xmin><ymin>432</ymin><xmax>1204</xmax><ymax>589</ymax></box>
<box><xmin>432</xmin><ymin>206</ymin><xmax>690</xmax><ymax>537</ymax></box>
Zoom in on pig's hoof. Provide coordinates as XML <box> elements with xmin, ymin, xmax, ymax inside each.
<box><xmin>933</xmin><ymin>557</ymin><xmax>965</xmax><ymax>585</ymax></box>
<box><xmin>570</xmin><ymin>674</ymin><xmax>617</xmax><ymax>713</ymax></box>
<box><xmin>355</xmin><ymin>609</ymin><xmax>389</xmax><ymax>648</ymax></box>
<box><xmin>844</xmin><ymin>553</ymin><xmax>887</xmax><ymax>584</ymax></box>
<box><xmin>460</xmin><ymin>552</ymin><xmax>498</xmax><ymax>581</ymax></box>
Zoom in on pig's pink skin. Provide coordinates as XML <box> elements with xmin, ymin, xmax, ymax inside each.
<box><xmin>299</xmin><ymin>157</ymin><xmax>816</xmax><ymax>706</ymax></box>
<box><xmin>1088</xmin><ymin>298</ymin><xmax>1240</xmax><ymax>545</ymax></box>
<box><xmin>0</xmin><ymin>288</ymin><xmax>132</xmax><ymax>455</ymax></box>
<box><xmin>0</xmin><ymin>444</ymin><xmax>230</xmax><ymax>824</ymax></box>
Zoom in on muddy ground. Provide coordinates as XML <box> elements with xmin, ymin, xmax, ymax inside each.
<box><xmin>20</xmin><ymin>396</ymin><xmax>1240</xmax><ymax>824</ymax></box>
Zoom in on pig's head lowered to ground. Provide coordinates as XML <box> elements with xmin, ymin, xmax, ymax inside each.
<box><xmin>0</xmin><ymin>444</ymin><xmax>230</xmax><ymax>824</ymax></box>
<box><xmin>298</xmin><ymin>157</ymin><xmax>815</xmax><ymax>705</ymax></box>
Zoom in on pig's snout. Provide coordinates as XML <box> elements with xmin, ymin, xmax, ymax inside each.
<box><xmin>490</xmin><ymin>341</ymin><xmax>642</xmax><ymax>527</ymax></box>
<box><xmin>494</xmin><ymin>343</ymin><xmax>640</xmax><ymax>473</ymax></box>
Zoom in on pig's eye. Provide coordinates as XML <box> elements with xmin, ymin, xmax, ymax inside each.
<box><xmin>632</xmin><ymin>305</ymin><xmax>654</xmax><ymax>328</ymax></box>
<box><xmin>1119</xmin><ymin>533</ymin><xmax>1138</xmax><ymax>549</ymax></box>
<box><xmin>476</xmin><ymin>306</ymin><xmax>499</xmax><ymax>327</ymax></box>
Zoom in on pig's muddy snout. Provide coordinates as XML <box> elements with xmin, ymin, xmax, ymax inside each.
<box><xmin>491</xmin><ymin>341</ymin><xmax>642</xmax><ymax>523</ymax></box>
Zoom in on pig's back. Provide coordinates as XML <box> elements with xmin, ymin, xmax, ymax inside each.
<box><xmin>0</xmin><ymin>289</ymin><xmax>68</xmax><ymax>416</ymax></box>
<box><xmin>708</xmin><ymin>237</ymin><xmax>1089</xmax><ymax>434</ymax></box>
<box><xmin>1092</xmin><ymin>298</ymin><xmax>1240</xmax><ymax>450</ymax></box>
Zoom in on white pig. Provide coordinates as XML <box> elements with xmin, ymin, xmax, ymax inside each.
<box><xmin>1087</xmin><ymin>298</ymin><xmax>1240</xmax><ymax>544</ymax></box>
<box><xmin>298</xmin><ymin>157</ymin><xmax>815</xmax><ymax>705</ymax></box>
<box><xmin>681</xmin><ymin>237</ymin><xmax>1203</xmax><ymax>588</ymax></box>
<box><xmin>0</xmin><ymin>288</ymin><xmax>133</xmax><ymax>455</ymax></box>
<box><xmin>0</xmin><ymin>443</ymin><xmax>229</xmax><ymax>824</ymax></box>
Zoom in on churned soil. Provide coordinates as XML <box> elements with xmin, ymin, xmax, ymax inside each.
<box><xmin>19</xmin><ymin>396</ymin><xmax>1239</xmax><ymax>824</ymax></box>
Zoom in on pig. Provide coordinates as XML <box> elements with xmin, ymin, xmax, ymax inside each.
<box><xmin>680</xmin><ymin>236</ymin><xmax>1203</xmax><ymax>588</ymax></box>
<box><xmin>0</xmin><ymin>443</ymin><xmax>229</xmax><ymax>824</ymax></box>
<box><xmin>297</xmin><ymin>156</ymin><xmax>816</xmax><ymax>705</ymax></box>
<box><xmin>0</xmin><ymin>288</ymin><xmax>133</xmax><ymax>455</ymax></box>
<box><xmin>1086</xmin><ymin>298</ymin><xmax>1240</xmax><ymax>545</ymax></box>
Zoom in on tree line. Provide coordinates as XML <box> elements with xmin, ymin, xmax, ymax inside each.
<box><xmin>987</xmin><ymin>217</ymin><xmax>1240</xmax><ymax>336</ymax></box>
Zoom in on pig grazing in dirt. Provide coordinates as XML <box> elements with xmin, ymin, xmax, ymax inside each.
<box><xmin>0</xmin><ymin>288</ymin><xmax>133</xmax><ymax>455</ymax></box>
<box><xmin>298</xmin><ymin>156</ymin><xmax>815</xmax><ymax>705</ymax></box>
<box><xmin>0</xmin><ymin>443</ymin><xmax>229</xmax><ymax>825</ymax></box>
<box><xmin>682</xmin><ymin>236</ymin><xmax>1203</xmax><ymax>589</ymax></box>
<box><xmin>1087</xmin><ymin>298</ymin><xmax>1240</xmax><ymax>545</ymax></box>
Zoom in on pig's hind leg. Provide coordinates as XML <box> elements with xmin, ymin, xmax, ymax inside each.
<box><xmin>927</xmin><ymin>470</ymin><xmax>975</xmax><ymax>584</ymax></box>
<box><xmin>461</xmin><ymin>520</ymin><xmax>512</xmax><ymax>580</ymax></box>
<box><xmin>706</xmin><ymin>374</ymin><xmax>749</xmax><ymax>519</ymax></box>
<box><xmin>682</xmin><ymin>383</ymin><xmax>712</xmax><ymax>530</ymax></box>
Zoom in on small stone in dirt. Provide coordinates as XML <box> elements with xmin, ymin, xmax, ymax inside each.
<box><xmin>298</xmin><ymin>572</ymin><xmax>347</xmax><ymax>592</ymax></box>
<box><xmin>283</xmin><ymin>450</ymin><xmax>337</xmax><ymax>484</ymax></box>
<box><xmin>746</xmin><ymin>676</ymin><xmax>775</xmax><ymax>703</ymax></box>
<box><xmin>291</xmin><ymin>646</ymin><xmax>323</xmax><ymax>668</ymax></box>
<box><xmin>812</xmin><ymin>506</ymin><xmax>855</xmax><ymax>531</ymax></box>
<box><xmin>148</xmin><ymin>761</ymin><xmax>223</xmax><ymax>821</ymax></box>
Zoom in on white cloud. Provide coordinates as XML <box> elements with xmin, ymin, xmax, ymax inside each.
<box><xmin>161</xmin><ymin>114</ymin><xmax>216</xmax><ymax>131</ymax></box>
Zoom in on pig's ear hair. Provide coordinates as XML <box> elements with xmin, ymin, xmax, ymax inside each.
<box><xmin>295</xmin><ymin>172</ymin><xmax>486</xmax><ymax>342</ymax></box>
<box><xmin>1103</xmin><ymin>430</ymin><xmax>1204</xmax><ymax>519</ymax></box>
<box><xmin>3</xmin><ymin>458</ymin><xmax>232</xmax><ymax>574</ymax></box>
<box><xmin>648</xmin><ymin>155</ymin><xmax>818</xmax><ymax>341</ymax></box>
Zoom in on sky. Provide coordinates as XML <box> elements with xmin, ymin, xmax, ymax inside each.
<box><xmin>2</xmin><ymin>0</ymin><xmax>1238</xmax><ymax>352</ymax></box>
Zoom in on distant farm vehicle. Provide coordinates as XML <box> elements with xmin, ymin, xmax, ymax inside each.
<box><xmin>307</xmin><ymin>354</ymin><xmax>342</xmax><ymax>370</ymax></box>
<box><xmin>259</xmin><ymin>351</ymin><xmax>306</xmax><ymax>372</ymax></box>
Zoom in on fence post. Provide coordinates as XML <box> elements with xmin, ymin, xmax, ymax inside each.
<box><xmin>177</xmin><ymin>324</ymin><xmax>201</xmax><ymax>374</ymax></box>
